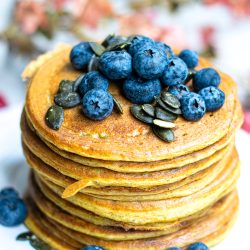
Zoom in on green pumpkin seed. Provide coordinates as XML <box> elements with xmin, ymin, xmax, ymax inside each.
<box><xmin>16</xmin><ymin>232</ymin><xmax>34</xmax><ymax>241</ymax></box>
<box><xmin>155</xmin><ymin>97</ymin><xmax>182</xmax><ymax>115</ymax></box>
<box><xmin>155</xmin><ymin>107</ymin><xmax>178</xmax><ymax>122</ymax></box>
<box><xmin>30</xmin><ymin>238</ymin><xmax>54</xmax><ymax>250</ymax></box>
<box><xmin>105</xmin><ymin>40</ymin><xmax>131</xmax><ymax>52</ymax></box>
<box><xmin>45</xmin><ymin>105</ymin><xmax>64</xmax><ymax>130</ymax></box>
<box><xmin>152</xmin><ymin>125</ymin><xmax>175</xmax><ymax>142</ymax></box>
<box><xmin>153</xmin><ymin>119</ymin><xmax>175</xmax><ymax>128</ymax></box>
<box><xmin>161</xmin><ymin>91</ymin><xmax>180</xmax><ymax>108</ymax></box>
<box><xmin>130</xmin><ymin>105</ymin><xmax>153</xmax><ymax>124</ymax></box>
<box><xmin>89</xmin><ymin>42</ymin><xmax>105</xmax><ymax>56</ymax></box>
<box><xmin>58</xmin><ymin>80</ymin><xmax>74</xmax><ymax>93</ymax></box>
<box><xmin>112</xmin><ymin>94</ymin><xmax>123</xmax><ymax>114</ymax></box>
<box><xmin>73</xmin><ymin>74</ymin><xmax>85</xmax><ymax>92</ymax></box>
<box><xmin>184</xmin><ymin>69</ymin><xmax>197</xmax><ymax>84</ymax></box>
<box><xmin>88</xmin><ymin>55</ymin><xmax>99</xmax><ymax>72</ymax></box>
<box><xmin>54</xmin><ymin>92</ymin><xmax>81</xmax><ymax>108</ymax></box>
<box><xmin>141</xmin><ymin>104</ymin><xmax>155</xmax><ymax>117</ymax></box>
<box><xmin>101</xmin><ymin>34</ymin><xmax>115</xmax><ymax>47</ymax></box>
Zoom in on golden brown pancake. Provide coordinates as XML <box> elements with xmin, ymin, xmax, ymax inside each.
<box><xmin>25</xmin><ymin>190</ymin><xmax>239</xmax><ymax>250</ymax></box>
<box><xmin>30</xmin><ymin>150</ymin><xmax>239</xmax><ymax>225</ymax></box>
<box><xmin>23</xmin><ymin>108</ymin><xmax>241</xmax><ymax>173</ymax></box>
<box><xmin>25</xmin><ymin>46</ymin><xmax>243</xmax><ymax>162</ymax></box>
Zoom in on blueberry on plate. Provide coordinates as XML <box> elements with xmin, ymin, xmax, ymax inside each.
<box><xmin>78</xmin><ymin>71</ymin><xmax>109</xmax><ymax>96</ymax></box>
<box><xmin>154</xmin><ymin>41</ymin><xmax>174</xmax><ymax>58</ymax></box>
<box><xmin>188</xmin><ymin>242</ymin><xmax>209</xmax><ymax>250</ymax></box>
<box><xmin>0</xmin><ymin>187</ymin><xmax>19</xmax><ymax>199</ymax></box>
<box><xmin>82</xmin><ymin>89</ymin><xmax>113</xmax><ymax>121</ymax></box>
<box><xmin>193</xmin><ymin>68</ymin><xmax>221</xmax><ymax>92</ymax></box>
<box><xmin>99</xmin><ymin>51</ymin><xmax>132</xmax><ymax>80</ymax></box>
<box><xmin>0</xmin><ymin>197</ymin><xmax>28</xmax><ymax>227</ymax></box>
<box><xmin>179</xmin><ymin>49</ymin><xmax>199</xmax><ymax>69</ymax></box>
<box><xmin>81</xmin><ymin>246</ymin><xmax>104</xmax><ymax>250</ymax></box>
<box><xmin>199</xmin><ymin>86</ymin><xmax>225</xmax><ymax>112</ymax></box>
<box><xmin>167</xmin><ymin>248</ymin><xmax>181</xmax><ymax>250</ymax></box>
<box><xmin>128</xmin><ymin>35</ymin><xmax>154</xmax><ymax>56</ymax></box>
<box><xmin>123</xmin><ymin>76</ymin><xmax>162</xmax><ymax>104</ymax></box>
<box><xmin>168</xmin><ymin>84</ymin><xmax>190</xmax><ymax>100</ymax></box>
<box><xmin>161</xmin><ymin>57</ymin><xmax>188</xmax><ymax>86</ymax></box>
<box><xmin>180</xmin><ymin>92</ymin><xmax>206</xmax><ymax>121</ymax></box>
<box><xmin>70</xmin><ymin>42</ymin><xmax>94</xmax><ymax>70</ymax></box>
<box><xmin>133</xmin><ymin>46</ymin><xmax>168</xmax><ymax>80</ymax></box>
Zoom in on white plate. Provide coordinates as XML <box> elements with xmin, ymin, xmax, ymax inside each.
<box><xmin>0</xmin><ymin>105</ymin><xmax>249</xmax><ymax>250</ymax></box>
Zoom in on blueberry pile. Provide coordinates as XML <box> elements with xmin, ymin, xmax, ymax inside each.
<box><xmin>45</xmin><ymin>34</ymin><xmax>225</xmax><ymax>139</ymax></box>
<box><xmin>0</xmin><ymin>187</ymin><xmax>28</xmax><ymax>227</ymax></box>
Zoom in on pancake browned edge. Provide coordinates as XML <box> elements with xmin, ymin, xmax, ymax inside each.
<box><xmin>25</xmin><ymin>186</ymin><xmax>239</xmax><ymax>250</ymax></box>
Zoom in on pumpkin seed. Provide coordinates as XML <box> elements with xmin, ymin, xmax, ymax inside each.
<box><xmin>152</xmin><ymin>125</ymin><xmax>175</xmax><ymax>142</ymax></box>
<box><xmin>16</xmin><ymin>232</ymin><xmax>34</xmax><ymax>241</ymax></box>
<box><xmin>88</xmin><ymin>55</ymin><xmax>99</xmax><ymax>72</ymax></box>
<box><xmin>101</xmin><ymin>34</ymin><xmax>115</xmax><ymax>47</ymax></box>
<box><xmin>130</xmin><ymin>105</ymin><xmax>153</xmax><ymax>124</ymax></box>
<box><xmin>155</xmin><ymin>97</ymin><xmax>182</xmax><ymax>115</ymax></box>
<box><xmin>54</xmin><ymin>92</ymin><xmax>81</xmax><ymax>108</ymax></box>
<box><xmin>185</xmin><ymin>69</ymin><xmax>197</xmax><ymax>84</ymax></box>
<box><xmin>58</xmin><ymin>80</ymin><xmax>74</xmax><ymax>93</ymax></box>
<box><xmin>153</xmin><ymin>119</ymin><xmax>175</xmax><ymax>128</ymax></box>
<box><xmin>112</xmin><ymin>94</ymin><xmax>123</xmax><ymax>114</ymax></box>
<box><xmin>73</xmin><ymin>74</ymin><xmax>85</xmax><ymax>92</ymax></box>
<box><xmin>155</xmin><ymin>107</ymin><xmax>178</xmax><ymax>122</ymax></box>
<box><xmin>89</xmin><ymin>42</ymin><xmax>105</xmax><ymax>56</ymax></box>
<box><xmin>45</xmin><ymin>105</ymin><xmax>64</xmax><ymax>130</ymax></box>
<box><xmin>30</xmin><ymin>238</ymin><xmax>54</xmax><ymax>250</ymax></box>
<box><xmin>105</xmin><ymin>39</ymin><xmax>131</xmax><ymax>52</ymax></box>
<box><xmin>141</xmin><ymin>104</ymin><xmax>155</xmax><ymax>117</ymax></box>
<box><xmin>161</xmin><ymin>91</ymin><xmax>180</xmax><ymax>108</ymax></box>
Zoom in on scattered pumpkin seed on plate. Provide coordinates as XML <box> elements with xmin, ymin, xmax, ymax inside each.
<box><xmin>141</xmin><ymin>104</ymin><xmax>155</xmax><ymax>117</ymax></box>
<box><xmin>130</xmin><ymin>105</ymin><xmax>154</xmax><ymax>124</ymax></box>
<box><xmin>152</xmin><ymin>125</ymin><xmax>175</xmax><ymax>142</ymax></box>
<box><xmin>153</xmin><ymin>119</ymin><xmax>176</xmax><ymax>128</ymax></box>
<box><xmin>45</xmin><ymin>105</ymin><xmax>64</xmax><ymax>130</ymax></box>
<box><xmin>54</xmin><ymin>91</ymin><xmax>81</xmax><ymax>108</ymax></box>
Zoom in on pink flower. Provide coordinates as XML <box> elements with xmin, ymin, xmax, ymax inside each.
<box><xmin>0</xmin><ymin>94</ymin><xmax>7</xmax><ymax>109</ymax></box>
<box><xmin>15</xmin><ymin>0</ymin><xmax>48</xmax><ymax>34</ymax></box>
<box><xmin>204</xmin><ymin>0</ymin><xmax>250</xmax><ymax>17</ymax></box>
<box><xmin>51</xmin><ymin>0</ymin><xmax>68</xmax><ymax>11</ymax></box>
<box><xmin>242</xmin><ymin>111</ymin><xmax>250</xmax><ymax>133</ymax></box>
<box><xmin>200</xmin><ymin>26</ymin><xmax>215</xmax><ymax>47</ymax></box>
<box><xmin>73</xmin><ymin>0</ymin><xmax>113</xmax><ymax>28</ymax></box>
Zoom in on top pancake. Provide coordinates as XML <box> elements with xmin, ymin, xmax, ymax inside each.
<box><xmin>25</xmin><ymin>46</ymin><xmax>242</xmax><ymax>161</ymax></box>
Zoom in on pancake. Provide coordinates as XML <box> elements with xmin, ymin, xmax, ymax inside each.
<box><xmin>25</xmin><ymin>190</ymin><xmax>239</xmax><ymax>250</ymax></box>
<box><xmin>23</xmin><ymin>107</ymin><xmax>241</xmax><ymax>173</ymax></box>
<box><xmin>25</xmin><ymin>46</ymin><xmax>243</xmax><ymax>162</ymax></box>
<box><xmin>32</xmin><ymin>151</ymin><xmax>239</xmax><ymax>225</ymax></box>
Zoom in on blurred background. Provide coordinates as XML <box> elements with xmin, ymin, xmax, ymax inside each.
<box><xmin>0</xmin><ymin>0</ymin><xmax>250</xmax><ymax>132</ymax></box>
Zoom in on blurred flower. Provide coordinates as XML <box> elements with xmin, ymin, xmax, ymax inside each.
<box><xmin>51</xmin><ymin>0</ymin><xmax>68</xmax><ymax>11</ymax></box>
<box><xmin>242</xmin><ymin>111</ymin><xmax>250</xmax><ymax>133</ymax></box>
<box><xmin>15</xmin><ymin>0</ymin><xmax>48</xmax><ymax>34</ymax></box>
<box><xmin>0</xmin><ymin>94</ymin><xmax>7</xmax><ymax>109</ymax></box>
<box><xmin>201</xmin><ymin>26</ymin><xmax>215</xmax><ymax>47</ymax></box>
<box><xmin>204</xmin><ymin>0</ymin><xmax>250</xmax><ymax>17</ymax></box>
<box><xmin>74</xmin><ymin>0</ymin><xmax>113</xmax><ymax>28</ymax></box>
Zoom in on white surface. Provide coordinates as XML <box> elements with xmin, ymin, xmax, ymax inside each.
<box><xmin>0</xmin><ymin>105</ymin><xmax>250</xmax><ymax>250</ymax></box>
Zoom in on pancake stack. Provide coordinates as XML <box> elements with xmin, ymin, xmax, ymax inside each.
<box><xmin>21</xmin><ymin>45</ymin><xmax>243</xmax><ymax>250</ymax></box>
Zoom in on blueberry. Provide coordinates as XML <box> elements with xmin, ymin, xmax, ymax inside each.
<box><xmin>193</xmin><ymin>68</ymin><xmax>221</xmax><ymax>92</ymax></box>
<box><xmin>180</xmin><ymin>92</ymin><xmax>206</xmax><ymax>121</ymax></box>
<box><xmin>82</xmin><ymin>89</ymin><xmax>113</xmax><ymax>121</ymax></box>
<box><xmin>0</xmin><ymin>187</ymin><xmax>19</xmax><ymax>199</ymax></box>
<box><xmin>168</xmin><ymin>84</ymin><xmax>190</xmax><ymax>100</ymax></box>
<box><xmin>179</xmin><ymin>49</ymin><xmax>199</xmax><ymax>69</ymax></box>
<box><xmin>78</xmin><ymin>71</ymin><xmax>109</xmax><ymax>96</ymax></box>
<box><xmin>161</xmin><ymin>57</ymin><xmax>188</xmax><ymax>86</ymax></box>
<box><xmin>198</xmin><ymin>86</ymin><xmax>225</xmax><ymax>112</ymax></box>
<box><xmin>188</xmin><ymin>242</ymin><xmax>209</xmax><ymax>250</ymax></box>
<box><xmin>0</xmin><ymin>197</ymin><xmax>28</xmax><ymax>227</ymax></box>
<box><xmin>123</xmin><ymin>76</ymin><xmax>162</xmax><ymax>104</ymax></box>
<box><xmin>167</xmin><ymin>248</ymin><xmax>181</xmax><ymax>250</ymax></box>
<box><xmin>70</xmin><ymin>42</ymin><xmax>94</xmax><ymax>70</ymax></box>
<box><xmin>81</xmin><ymin>246</ymin><xmax>104</xmax><ymax>250</ymax></box>
<box><xmin>128</xmin><ymin>35</ymin><xmax>154</xmax><ymax>56</ymax></box>
<box><xmin>99</xmin><ymin>51</ymin><xmax>132</xmax><ymax>80</ymax></box>
<box><xmin>155</xmin><ymin>41</ymin><xmax>174</xmax><ymax>58</ymax></box>
<box><xmin>133</xmin><ymin>46</ymin><xmax>168</xmax><ymax>80</ymax></box>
